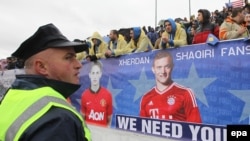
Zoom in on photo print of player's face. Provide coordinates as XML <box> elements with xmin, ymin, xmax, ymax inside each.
<box><xmin>152</xmin><ymin>55</ymin><xmax>173</xmax><ymax>85</ymax></box>
<box><xmin>89</xmin><ymin>65</ymin><xmax>102</xmax><ymax>86</ymax></box>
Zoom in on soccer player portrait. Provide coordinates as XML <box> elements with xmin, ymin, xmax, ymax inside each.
<box><xmin>81</xmin><ymin>60</ymin><xmax>113</xmax><ymax>127</ymax></box>
<box><xmin>139</xmin><ymin>51</ymin><xmax>202</xmax><ymax>123</ymax></box>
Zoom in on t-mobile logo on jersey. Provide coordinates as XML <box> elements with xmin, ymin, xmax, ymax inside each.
<box><xmin>149</xmin><ymin>108</ymin><xmax>170</xmax><ymax>119</ymax></box>
<box><xmin>149</xmin><ymin>108</ymin><xmax>160</xmax><ymax>119</ymax></box>
<box><xmin>88</xmin><ymin>109</ymin><xmax>105</xmax><ymax>121</ymax></box>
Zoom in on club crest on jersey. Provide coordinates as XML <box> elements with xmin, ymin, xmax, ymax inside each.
<box><xmin>167</xmin><ymin>95</ymin><xmax>176</xmax><ymax>105</ymax></box>
<box><xmin>100</xmin><ymin>99</ymin><xmax>107</xmax><ymax>107</ymax></box>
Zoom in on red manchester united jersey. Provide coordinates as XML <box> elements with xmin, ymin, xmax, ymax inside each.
<box><xmin>140</xmin><ymin>82</ymin><xmax>202</xmax><ymax>123</ymax></box>
<box><xmin>81</xmin><ymin>86</ymin><xmax>113</xmax><ymax>126</ymax></box>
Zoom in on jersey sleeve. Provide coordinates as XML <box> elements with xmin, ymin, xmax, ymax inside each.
<box><xmin>139</xmin><ymin>96</ymin><xmax>147</xmax><ymax>117</ymax></box>
<box><xmin>107</xmin><ymin>90</ymin><xmax>113</xmax><ymax>116</ymax></box>
<box><xmin>184</xmin><ymin>89</ymin><xmax>202</xmax><ymax>123</ymax></box>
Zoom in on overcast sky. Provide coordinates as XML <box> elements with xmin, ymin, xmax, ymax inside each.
<box><xmin>0</xmin><ymin>0</ymin><xmax>229</xmax><ymax>59</ymax></box>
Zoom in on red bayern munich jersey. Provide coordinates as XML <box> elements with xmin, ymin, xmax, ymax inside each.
<box><xmin>81</xmin><ymin>86</ymin><xmax>112</xmax><ymax>126</ymax></box>
<box><xmin>140</xmin><ymin>82</ymin><xmax>202</xmax><ymax>123</ymax></box>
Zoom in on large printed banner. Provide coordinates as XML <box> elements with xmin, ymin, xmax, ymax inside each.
<box><xmin>1</xmin><ymin>39</ymin><xmax>249</xmax><ymax>140</ymax></box>
<box><xmin>70</xmin><ymin>39</ymin><xmax>250</xmax><ymax>140</ymax></box>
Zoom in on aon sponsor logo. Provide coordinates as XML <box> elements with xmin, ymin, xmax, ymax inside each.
<box><xmin>89</xmin><ymin>109</ymin><xmax>105</xmax><ymax>120</ymax></box>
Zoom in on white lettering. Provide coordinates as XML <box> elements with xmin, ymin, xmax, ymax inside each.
<box><xmin>246</xmin><ymin>45</ymin><xmax>250</xmax><ymax>54</ymax></box>
<box><xmin>231</xmin><ymin>130</ymin><xmax>247</xmax><ymax>138</ymax></box>
<box><xmin>152</xmin><ymin>120</ymin><xmax>161</xmax><ymax>135</ymax></box>
<box><xmin>89</xmin><ymin>109</ymin><xmax>104</xmax><ymax>121</ymax></box>
<box><xmin>161</xmin><ymin>122</ymin><xmax>171</xmax><ymax>137</ymax></box>
<box><xmin>201</xmin><ymin>127</ymin><xmax>214</xmax><ymax>141</ymax></box>
<box><xmin>215</xmin><ymin>128</ymin><xmax>221</xmax><ymax>141</ymax></box>
<box><xmin>142</xmin><ymin>119</ymin><xmax>151</xmax><ymax>133</ymax></box>
<box><xmin>129</xmin><ymin>118</ymin><xmax>137</xmax><ymax>131</ymax></box>
<box><xmin>117</xmin><ymin>116</ymin><xmax>129</xmax><ymax>129</ymax></box>
<box><xmin>223</xmin><ymin>129</ymin><xmax>227</xmax><ymax>141</ymax></box>
<box><xmin>117</xmin><ymin>116</ymin><xmax>137</xmax><ymax>131</ymax></box>
<box><xmin>141</xmin><ymin>119</ymin><xmax>182</xmax><ymax>138</ymax></box>
<box><xmin>221</xmin><ymin>46</ymin><xmax>250</xmax><ymax>56</ymax></box>
<box><xmin>172</xmin><ymin>123</ymin><xmax>182</xmax><ymax>138</ymax></box>
<box><xmin>176</xmin><ymin>49</ymin><xmax>214</xmax><ymax>60</ymax></box>
<box><xmin>221</xmin><ymin>48</ymin><xmax>227</xmax><ymax>56</ymax></box>
<box><xmin>189</xmin><ymin>125</ymin><xmax>200</xmax><ymax>141</ymax></box>
<box><xmin>119</xmin><ymin>57</ymin><xmax>150</xmax><ymax>66</ymax></box>
<box><xmin>118</xmin><ymin>117</ymin><xmax>227</xmax><ymax>140</ymax></box>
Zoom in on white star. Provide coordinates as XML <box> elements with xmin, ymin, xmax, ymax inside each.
<box><xmin>128</xmin><ymin>67</ymin><xmax>155</xmax><ymax>102</ymax></box>
<box><xmin>228</xmin><ymin>90</ymin><xmax>250</xmax><ymax>121</ymax></box>
<box><xmin>107</xmin><ymin>77</ymin><xmax>122</xmax><ymax>109</ymax></box>
<box><xmin>174</xmin><ymin>63</ymin><xmax>217</xmax><ymax>107</ymax></box>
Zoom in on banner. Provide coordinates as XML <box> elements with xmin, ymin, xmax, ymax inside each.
<box><xmin>70</xmin><ymin>38</ymin><xmax>250</xmax><ymax>140</ymax></box>
<box><xmin>1</xmin><ymin>38</ymin><xmax>250</xmax><ymax>140</ymax></box>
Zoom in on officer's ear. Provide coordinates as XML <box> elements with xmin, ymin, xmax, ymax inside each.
<box><xmin>34</xmin><ymin>59</ymin><xmax>48</xmax><ymax>75</ymax></box>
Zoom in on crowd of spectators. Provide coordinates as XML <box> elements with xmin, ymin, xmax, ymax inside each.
<box><xmin>2</xmin><ymin>2</ymin><xmax>250</xmax><ymax>67</ymax></box>
<box><xmin>0</xmin><ymin>57</ymin><xmax>24</xmax><ymax>73</ymax></box>
<box><xmin>75</xmin><ymin>2</ymin><xmax>250</xmax><ymax>62</ymax></box>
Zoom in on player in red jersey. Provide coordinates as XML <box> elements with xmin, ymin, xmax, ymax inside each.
<box><xmin>140</xmin><ymin>51</ymin><xmax>202</xmax><ymax>123</ymax></box>
<box><xmin>81</xmin><ymin>61</ymin><xmax>113</xmax><ymax>127</ymax></box>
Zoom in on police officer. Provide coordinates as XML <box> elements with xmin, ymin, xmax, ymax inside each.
<box><xmin>0</xmin><ymin>23</ymin><xmax>91</xmax><ymax>141</ymax></box>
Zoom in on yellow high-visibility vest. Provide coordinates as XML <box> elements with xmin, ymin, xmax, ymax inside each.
<box><xmin>0</xmin><ymin>86</ymin><xmax>91</xmax><ymax>141</ymax></box>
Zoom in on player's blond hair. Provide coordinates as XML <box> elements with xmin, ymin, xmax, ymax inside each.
<box><xmin>153</xmin><ymin>51</ymin><xmax>173</xmax><ymax>66</ymax></box>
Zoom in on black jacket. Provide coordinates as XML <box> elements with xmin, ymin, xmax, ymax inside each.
<box><xmin>6</xmin><ymin>75</ymin><xmax>89</xmax><ymax>141</ymax></box>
